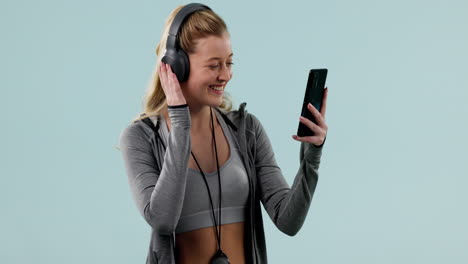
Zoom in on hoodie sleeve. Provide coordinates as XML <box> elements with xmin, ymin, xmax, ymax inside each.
<box><xmin>250</xmin><ymin>113</ymin><xmax>324</xmax><ymax>236</ymax></box>
<box><xmin>119</xmin><ymin>105</ymin><xmax>191</xmax><ymax>235</ymax></box>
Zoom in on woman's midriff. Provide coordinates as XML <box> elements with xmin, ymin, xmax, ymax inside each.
<box><xmin>175</xmin><ymin>222</ymin><xmax>246</xmax><ymax>264</ymax></box>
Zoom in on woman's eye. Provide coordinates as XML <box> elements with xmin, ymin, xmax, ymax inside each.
<box><xmin>208</xmin><ymin>62</ymin><xmax>234</xmax><ymax>69</ymax></box>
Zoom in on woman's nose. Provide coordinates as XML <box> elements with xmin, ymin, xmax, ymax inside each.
<box><xmin>218</xmin><ymin>64</ymin><xmax>231</xmax><ymax>81</ymax></box>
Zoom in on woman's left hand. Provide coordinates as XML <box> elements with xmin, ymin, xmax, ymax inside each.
<box><xmin>292</xmin><ymin>87</ymin><xmax>328</xmax><ymax>147</ymax></box>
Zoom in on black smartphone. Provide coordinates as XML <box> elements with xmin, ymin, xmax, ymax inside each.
<box><xmin>297</xmin><ymin>68</ymin><xmax>328</xmax><ymax>137</ymax></box>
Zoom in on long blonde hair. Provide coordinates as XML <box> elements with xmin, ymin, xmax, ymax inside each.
<box><xmin>130</xmin><ymin>4</ymin><xmax>234</xmax><ymax>124</ymax></box>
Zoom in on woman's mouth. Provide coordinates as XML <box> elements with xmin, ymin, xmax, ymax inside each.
<box><xmin>209</xmin><ymin>85</ymin><xmax>224</xmax><ymax>95</ymax></box>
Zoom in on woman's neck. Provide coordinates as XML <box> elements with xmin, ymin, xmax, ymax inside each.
<box><xmin>188</xmin><ymin>104</ymin><xmax>216</xmax><ymax>133</ymax></box>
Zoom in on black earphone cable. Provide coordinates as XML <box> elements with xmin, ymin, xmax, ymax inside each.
<box><xmin>190</xmin><ymin>107</ymin><xmax>223</xmax><ymax>251</ymax></box>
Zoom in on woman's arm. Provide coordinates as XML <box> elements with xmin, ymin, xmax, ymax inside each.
<box><xmin>119</xmin><ymin>105</ymin><xmax>191</xmax><ymax>235</ymax></box>
<box><xmin>251</xmin><ymin>113</ymin><xmax>323</xmax><ymax>236</ymax></box>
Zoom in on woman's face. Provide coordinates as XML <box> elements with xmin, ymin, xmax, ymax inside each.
<box><xmin>181</xmin><ymin>32</ymin><xmax>233</xmax><ymax>107</ymax></box>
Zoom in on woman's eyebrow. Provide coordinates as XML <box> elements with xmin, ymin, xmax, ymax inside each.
<box><xmin>205</xmin><ymin>53</ymin><xmax>234</xmax><ymax>62</ymax></box>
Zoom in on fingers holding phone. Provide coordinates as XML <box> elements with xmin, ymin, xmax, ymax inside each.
<box><xmin>321</xmin><ymin>87</ymin><xmax>328</xmax><ymax>120</ymax></box>
<box><xmin>294</xmin><ymin>98</ymin><xmax>328</xmax><ymax>147</ymax></box>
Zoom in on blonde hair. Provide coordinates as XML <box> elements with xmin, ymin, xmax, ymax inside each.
<box><xmin>130</xmin><ymin>4</ymin><xmax>234</xmax><ymax>124</ymax></box>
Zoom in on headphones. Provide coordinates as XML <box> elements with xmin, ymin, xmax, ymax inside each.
<box><xmin>161</xmin><ymin>3</ymin><xmax>212</xmax><ymax>83</ymax></box>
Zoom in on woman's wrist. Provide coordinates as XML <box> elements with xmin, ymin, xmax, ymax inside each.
<box><xmin>168</xmin><ymin>103</ymin><xmax>188</xmax><ymax>108</ymax></box>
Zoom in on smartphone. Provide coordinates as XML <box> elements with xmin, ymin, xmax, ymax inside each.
<box><xmin>297</xmin><ymin>68</ymin><xmax>328</xmax><ymax>137</ymax></box>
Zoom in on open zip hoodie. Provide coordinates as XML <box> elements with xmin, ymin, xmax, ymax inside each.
<box><xmin>119</xmin><ymin>102</ymin><xmax>324</xmax><ymax>263</ymax></box>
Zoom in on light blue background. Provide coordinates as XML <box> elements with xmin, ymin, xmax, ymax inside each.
<box><xmin>2</xmin><ymin>0</ymin><xmax>467</xmax><ymax>263</ymax></box>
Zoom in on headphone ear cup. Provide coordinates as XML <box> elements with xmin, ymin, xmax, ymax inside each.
<box><xmin>176</xmin><ymin>49</ymin><xmax>190</xmax><ymax>83</ymax></box>
<box><xmin>161</xmin><ymin>48</ymin><xmax>190</xmax><ymax>83</ymax></box>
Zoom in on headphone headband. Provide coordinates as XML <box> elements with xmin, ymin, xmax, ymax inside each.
<box><xmin>166</xmin><ymin>3</ymin><xmax>212</xmax><ymax>49</ymax></box>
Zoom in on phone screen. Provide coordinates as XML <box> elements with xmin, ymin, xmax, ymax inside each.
<box><xmin>297</xmin><ymin>69</ymin><xmax>327</xmax><ymax>137</ymax></box>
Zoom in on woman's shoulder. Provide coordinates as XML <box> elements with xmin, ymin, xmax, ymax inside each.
<box><xmin>119</xmin><ymin>118</ymin><xmax>155</xmax><ymax>148</ymax></box>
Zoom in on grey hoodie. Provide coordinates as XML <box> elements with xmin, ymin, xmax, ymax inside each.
<box><xmin>119</xmin><ymin>102</ymin><xmax>324</xmax><ymax>263</ymax></box>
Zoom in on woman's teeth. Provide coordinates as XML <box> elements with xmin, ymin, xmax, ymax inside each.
<box><xmin>210</xmin><ymin>86</ymin><xmax>223</xmax><ymax>91</ymax></box>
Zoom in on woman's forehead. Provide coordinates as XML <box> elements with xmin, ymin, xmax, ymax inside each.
<box><xmin>191</xmin><ymin>34</ymin><xmax>232</xmax><ymax>60</ymax></box>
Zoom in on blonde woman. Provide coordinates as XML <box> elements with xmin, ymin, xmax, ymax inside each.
<box><xmin>119</xmin><ymin>3</ymin><xmax>328</xmax><ymax>264</ymax></box>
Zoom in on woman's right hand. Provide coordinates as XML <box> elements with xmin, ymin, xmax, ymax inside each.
<box><xmin>159</xmin><ymin>62</ymin><xmax>187</xmax><ymax>106</ymax></box>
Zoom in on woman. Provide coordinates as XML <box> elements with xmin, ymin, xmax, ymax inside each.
<box><xmin>119</xmin><ymin>3</ymin><xmax>328</xmax><ymax>264</ymax></box>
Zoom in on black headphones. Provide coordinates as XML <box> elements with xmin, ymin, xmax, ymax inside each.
<box><xmin>161</xmin><ymin>3</ymin><xmax>212</xmax><ymax>83</ymax></box>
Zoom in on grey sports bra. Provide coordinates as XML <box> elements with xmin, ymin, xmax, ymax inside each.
<box><xmin>159</xmin><ymin>109</ymin><xmax>250</xmax><ymax>234</ymax></box>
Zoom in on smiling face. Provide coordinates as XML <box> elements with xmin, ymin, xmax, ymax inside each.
<box><xmin>180</xmin><ymin>32</ymin><xmax>233</xmax><ymax>108</ymax></box>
